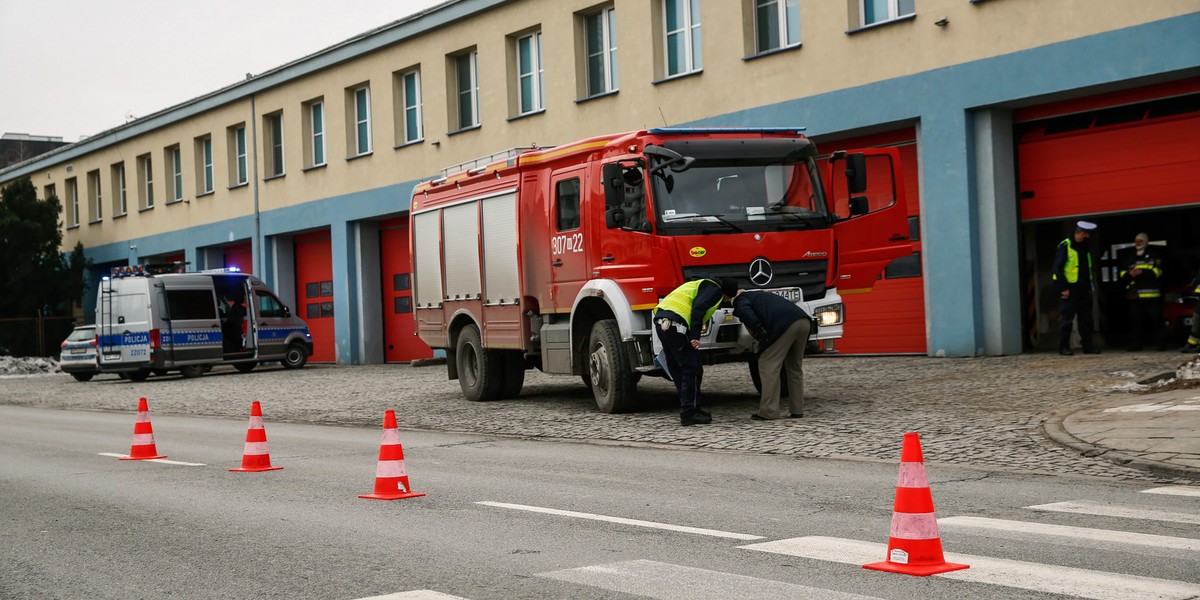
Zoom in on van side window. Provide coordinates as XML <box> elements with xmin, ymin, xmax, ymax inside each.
<box><xmin>256</xmin><ymin>291</ymin><xmax>285</xmax><ymax>318</ymax></box>
<box><xmin>166</xmin><ymin>290</ymin><xmax>217</xmax><ymax>320</ymax></box>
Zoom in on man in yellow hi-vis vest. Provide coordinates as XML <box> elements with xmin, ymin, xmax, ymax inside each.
<box><xmin>1052</xmin><ymin>221</ymin><xmax>1100</xmax><ymax>356</ymax></box>
<box><xmin>654</xmin><ymin>277</ymin><xmax>736</xmax><ymax>426</ymax></box>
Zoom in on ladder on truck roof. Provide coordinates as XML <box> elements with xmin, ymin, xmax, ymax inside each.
<box><xmin>437</xmin><ymin>145</ymin><xmax>552</xmax><ymax>178</ymax></box>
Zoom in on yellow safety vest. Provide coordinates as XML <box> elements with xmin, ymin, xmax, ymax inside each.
<box><xmin>1053</xmin><ymin>238</ymin><xmax>1092</xmax><ymax>285</ymax></box>
<box><xmin>655</xmin><ymin>279</ymin><xmax>720</xmax><ymax>328</ymax></box>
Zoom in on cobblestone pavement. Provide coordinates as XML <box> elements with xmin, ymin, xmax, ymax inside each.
<box><xmin>3</xmin><ymin>352</ymin><xmax>1196</xmax><ymax>484</ymax></box>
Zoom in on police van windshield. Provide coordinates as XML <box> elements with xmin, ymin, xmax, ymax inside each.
<box><xmin>649</xmin><ymin>143</ymin><xmax>829</xmax><ymax>235</ymax></box>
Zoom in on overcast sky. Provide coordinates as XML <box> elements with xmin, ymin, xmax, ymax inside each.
<box><xmin>0</xmin><ymin>0</ymin><xmax>445</xmax><ymax>142</ymax></box>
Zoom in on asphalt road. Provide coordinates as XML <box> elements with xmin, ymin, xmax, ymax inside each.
<box><xmin>2</xmin><ymin>406</ymin><xmax>1197</xmax><ymax>600</ymax></box>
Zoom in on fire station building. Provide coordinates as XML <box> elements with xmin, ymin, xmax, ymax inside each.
<box><xmin>2</xmin><ymin>0</ymin><xmax>1197</xmax><ymax>362</ymax></box>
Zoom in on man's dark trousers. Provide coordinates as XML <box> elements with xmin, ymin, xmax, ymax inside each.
<box><xmin>656</xmin><ymin>325</ymin><xmax>704</xmax><ymax>421</ymax></box>
<box><xmin>1059</xmin><ymin>285</ymin><xmax>1095</xmax><ymax>352</ymax></box>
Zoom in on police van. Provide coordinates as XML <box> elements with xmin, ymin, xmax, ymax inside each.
<box><xmin>97</xmin><ymin>264</ymin><xmax>313</xmax><ymax>380</ymax></box>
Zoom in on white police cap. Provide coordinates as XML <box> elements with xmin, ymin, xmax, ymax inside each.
<box><xmin>1076</xmin><ymin>221</ymin><xmax>1097</xmax><ymax>231</ymax></box>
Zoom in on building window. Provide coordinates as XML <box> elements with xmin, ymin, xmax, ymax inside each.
<box><xmin>111</xmin><ymin>162</ymin><xmax>127</xmax><ymax>216</ymax></box>
<box><xmin>87</xmin><ymin>170</ymin><xmax>102</xmax><ymax>222</ymax></box>
<box><xmin>663</xmin><ymin>0</ymin><xmax>701</xmax><ymax>77</ymax></box>
<box><xmin>138</xmin><ymin>154</ymin><xmax>154</xmax><ymax>209</ymax></box>
<box><xmin>517</xmin><ymin>31</ymin><xmax>544</xmax><ymax>115</ymax></box>
<box><xmin>453</xmin><ymin>51</ymin><xmax>480</xmax><ymax>130</ymax></box>
<box><xmin>265</xmin><ymin>112</ymin><xmax>285</xmax><ymax>177</ymax></box>
<box><xmin>165</xmin><ymin>145</ymin><xmax>183</xmax><ymax>202</ymax></box>
<box><xmin>394</xmin><ymin>68</ymin><xmax>423</xmax><ymax>145</ymax></box>
<box><xmin>584</xmin><ymin>7</ymin><xmax>618</xmax><ymax>96</ymax></box>
<box><xmin>756</xmin><ymin>0</ymin><xmax>800</xmax><ymax>53</ymax></box>
<box><xmin>861</xmin><ymin>0</ymin><xmax>914</xmax><ymax>26</ymax></box>
<box><xmin>195</xmin><ymin>136</ymin><xmax>213</xmax><ymax>194</ymax></box>
<box><xmin>303</xmin><ymin>100</ymin><xmax>325</xmax><ymax>167</ymax></box>
<box><xmin>229</xmin><ymin>124</ymin><xmax>247</xmax><ymax>186</ymax></box>
<box><xmin>66</xmin><ymin>177</ymin><xmax>79</xmax><ymax>227</ymax></box>
<box><xmin>349</xmin><ymin>85</ymin><xmax>371</xmax><ymax>155</ymax></box>
<box><xmin>43</xmin><ymin>184</ymin><xmax>55</xmax><ymax>202</ymax></box>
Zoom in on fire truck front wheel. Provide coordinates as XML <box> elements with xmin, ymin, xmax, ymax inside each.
<box><xmin>456</xmin><ymin>324</ymin><xmax>503</xmax><ymax>402</ymax></box>
<box><xmin>588</xmin><ymin>319</ymin><xmax>636</xmax><ymax>414</ymax></box>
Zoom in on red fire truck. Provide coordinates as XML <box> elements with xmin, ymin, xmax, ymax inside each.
<box><xmin>409</xmin><ymin>127</ymin><xmax>909</xmax><ymax>412</ymax></box>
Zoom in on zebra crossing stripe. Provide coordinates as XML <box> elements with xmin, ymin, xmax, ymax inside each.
<box><xmin>539</xmin><ymin>559</ymin><xmax>883</xmax><ymax>600</ymax></box>
<box><xmin>739</xmin><ymin>536</ymin><xmax>1200</xmax><ymax>600</ymax></box>
<box><xmin>939</xmin><ymin>516</ymin><xmax>1199</xmax><ymax>553</ymax></box>
<box><xmin>476</xmin><ymin>501</ymin><xmax>764</xmax><ymax>540</ymax></box>
<box><xmin>1142</xmin><ymin>486</ymin><xmax>1200</xmax><ymax>498</ymax></box>
<box><xmin>353</xmin><ymin>591</ymin><xmax>468</xmax><ymax>600</ymax></box>
<box><xmin>1026</xmin><ymin>500</ymin><xmax>1200</xmax><ymax>525</ymax></box>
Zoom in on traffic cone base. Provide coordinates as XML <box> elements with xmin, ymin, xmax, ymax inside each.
<box><xmin>360</xmin><ymin>410</ymin><xmax>424</xmax><ymax>501</ymax></box>
<box><xmin>862</xmin><ymin>432</ymin><xmax>969</xmax><ymax>577</ymax></box>
<box><xmin>122</xmin><ymin>397</ymin><xmax>166</xmax><ymax>460</ymax></box>
<box><xmin>230</xmin><ymin>401</ymin><xmax>282</xmax><ymax>472</ymax></box>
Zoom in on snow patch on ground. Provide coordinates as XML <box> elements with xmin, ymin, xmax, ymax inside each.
<box><xmin>0</xmin><ymin>356</ymin><xmax>61</xmax><ymax>378</ymax></box>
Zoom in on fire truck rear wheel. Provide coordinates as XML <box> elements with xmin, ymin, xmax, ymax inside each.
<box><xmin>588</xmin><ymin>319</ymin><xmax>635</xmax><ymax>414</ymax></box>
<box><xmin>499</xmin><ymin>351</ymin><xmax>525</xmax><ymax>399</ymax></box>
<box><xmin>179</xmin><ymin>365</ymin><xmax>205</xmax><ymax>379</ymax></box>
<box><xmin>456</xmin><ymin>324</ymin><xmax>503</xmax><ymax>402</ymax></box>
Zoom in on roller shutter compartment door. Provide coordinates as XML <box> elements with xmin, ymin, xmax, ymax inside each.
<box><xmin>379</xmin><ymin>217</ymin><xmax>433</xmax><ymax>362</ymax></box>
<box><xmin>294</xmin><ymin>230</ymin><xmax>335</xmax><ymax>362</ymax></box>
<box><xmin>818</xmin><ymin>129</ymin><xmax>926</xmax><ymax>354</ymax></box>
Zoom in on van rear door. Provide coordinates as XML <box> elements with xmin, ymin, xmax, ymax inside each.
<box><xmin>162</xmin><ymin>279</ymin><xmax>223</xmax><ymax>364</ymax></box>
<box><xmin>98</xmin><ymin>279</ymin><xmax>153</xmax><ymax>367</ymax></box>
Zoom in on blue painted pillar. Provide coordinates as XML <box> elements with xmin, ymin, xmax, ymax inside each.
<box><xmin>331</xmin><ymin>221</ymin><xmax>359</xmax><ymax>364</ymax></box>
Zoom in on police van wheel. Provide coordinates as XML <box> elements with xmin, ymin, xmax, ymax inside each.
<box><xmin>747</xmin><ymin>357</ymin><xmax>789</xmax><ymax>398</ymax></box>
<box><xmin>152</xmin><ymin>369</ymin><xmax>169</xmax><ymax>377</ymax></box>
<box><xmin>234</xmin><ymin>362</ymin><xmax>256</xmax><ymax>373</ymax></box>
<box><xmin>588</xmin><ymin>319</ymin><xmax>635</xmax><ymax>414</ymax></box>
<box><xmin>498</xmin><ymin>351</ymin><xmax>525</xmax><ymax>399</ymax></box>
<box><xmin>126</xmin><ymin>369</ymin><xmax>150</xmax><ymax>382</ymax></box>
<box><xmin>456</xmin><ymin>324</ymin><xmax>502</xmax><ymax>402</ymax></box>
<box><xmin>179</xmin><ymin>365</ymin><xmax>205</xmax><ymax>379</ymax></box>
<box><xmin>70</xmin><ymin>372</ymin><xmax>95</xmax><ymax>382</ymax></box>
<box><xmin>282</xmin><ymin>343</ymin><xmax>309</xmax><ymax>369</ymax></box>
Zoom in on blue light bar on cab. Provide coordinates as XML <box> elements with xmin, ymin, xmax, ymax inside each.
<box><xmin>647</xmin><ymin>127</ymin><xmax>807</xmax><ymax>135</ymax></box>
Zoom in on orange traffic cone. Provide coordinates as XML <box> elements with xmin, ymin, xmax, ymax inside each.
<box><xmin>230</xmin><ymin>401</ymin><xmax>283</xmax><ymax>472</ymax></box>
<box><xmin>863</xmin><ymin>432</ymin><xmax>969</xmax><ymax>576</ymax></box>
<box><xmin>359</xmin><ymin>410</ymin><xmax>424</xmax><ymax>500</ymax></box>
<box><xmin>121</xmin><ymin>397</ymin><xmax>166</xmax><ymax>460</ymax></box>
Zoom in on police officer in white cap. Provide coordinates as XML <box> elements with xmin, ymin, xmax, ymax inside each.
<box><xmin>1052</xmin><ymin>221</ymin><xmax>1100</xmax><ymax>355</ymax></box>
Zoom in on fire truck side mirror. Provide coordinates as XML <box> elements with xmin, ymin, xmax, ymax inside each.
<box><xmin>602</xmin><ymin>163</ymin><xmax>625</xmax><ymax>208</ymax></box>
<box><xmin>844</xmin><ymin>152</ymin><xmax>868</xmax><ymax>195</ymax></box>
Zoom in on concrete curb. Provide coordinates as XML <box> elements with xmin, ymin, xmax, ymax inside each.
<box><xmin>1041</xmin><ymin>404</ymin><xmax>1200</xmax><ymax>482</ymax></box>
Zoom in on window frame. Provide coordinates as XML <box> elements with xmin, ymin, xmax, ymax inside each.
<box><xmin>352</xmin><ymin>85</ymin><xmax>372</xmax><ymax>156</ymax></box>
<box><xmin>516</xmin><ymin>31</ymin><xmax>545</xmax><ymax>115</ymax></box>
<box><xmin>454</xmin><ymin>51</ymin><xmax>480</xmax><ymax>131</ymax></box>
<box><xmin>167</xmin><ymin>145</ymin><xmax>183</xmax><ymax>203</ymax></box>
<box><xmin>584</xmin><ymin>7</ymin><xmax>619</xmax><ymax>97</ymax></box>
<box><xmin>66</xmin><ymin>177</ymin><xmax>79</xmax><ymax>227</ymax></box>
<box><xmin>139</xmin><ymin>154</ymin><xmax>154</xmax><ymax>209</ymax></box>
<box><xmin>198</xmin><ymin>136</ymin><xmax>214</xmax><ymax>194</ymax></box>
<box><xmin>308</xmin><ymin>101</ymin><xmax>326</xmax><ymax>167</ymax></box>
<box><xmin>87</xmin><ymin>169</ymin><xmax>102</xmax><ymax>223</ymax></box>
<box><xmin>111</xmin><ymin>162</ymin><xmax>127</xmax><ymax>216</ymax></box>
<box><xmin>663</xmin><ymin>0</ymin><xmax>702</xmax><ymax>77</ymax></box>
<box><xmin>755</xmin><ymin>0</ymin><xmax>801</xmax><ymax>54</ymax></box>
<box><xmin>265</xmin><ymin>112</ymin><xmax>285</xmax><ymax>177</ymax></box>
<box><xmin>232</xmin><ymin>125</ymin><xmax>248</xmax><ymax>186</ymax></box>
<box><xmin>860</xmin><ymin>0</ymin><xmax>915</xmax><ymax>27</ymax></box>
<box><xmin>400</xmin><ymin>69</ymin><xmax>423</xmax><ymax>144</ymax></box>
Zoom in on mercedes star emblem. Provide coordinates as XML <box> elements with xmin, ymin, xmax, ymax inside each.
<box><xmin>748</xmin><ymin>257</ymin><xmax>774</xmax><ymax>286</ymax></box>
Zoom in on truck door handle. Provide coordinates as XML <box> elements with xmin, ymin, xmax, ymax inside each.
<box><xmin>601</xmin><ymin>254</ymin><xmax>615</xmax><ymax>262</ymax></box>
<box><xmin>552</xmin><ymin>259</ymin><xmax>563</xmax><ymax>267</ymax></box>
<box><xmin>889</xmin><ymin>235</ymin><xmax>909</xmax><ymax>242</ymax></box>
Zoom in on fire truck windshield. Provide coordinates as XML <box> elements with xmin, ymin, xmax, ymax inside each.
<box><xmin>649</xmin><ymin>151</ymin><xmax>829</xmax><ymax>235</ymax></box>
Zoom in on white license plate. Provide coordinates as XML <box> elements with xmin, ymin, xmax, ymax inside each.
<box><xmin>104</xmin><ymin>354</ymin><xmax>121</xmax><ymax>361</ymax></box>
<box><xmin>69</xmin><ymin>348</ymin><xmax>86</xmax><ymax>354</ymax></box>
<box><xmin>767</xmin><ymin>287</ymin><xmax>802</xmax><ymax>302</ymax></box>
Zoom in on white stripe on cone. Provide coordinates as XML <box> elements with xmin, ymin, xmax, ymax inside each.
<box><xmin>376</xmin><ymin>460</ymin><xmax>409</xmax><ymax>478</ymax></box>
<box><xmin>890</xmin><ymin>511</ymin><xmax>940</xmax><ymax>540</ymax></box>
<box><xmin>897</xmin><ymin>462</ymin><xmax>928</xmax><ymax>488</ymax></box>
<box><xmin>242</xmin><ymin>441</ymin><xmax>270</xmax><ymax>455</ymax></box>
<box><xmin>132</xmin><ymin>433</ymin><xmax>155</xmax><ymax>445</ymax></box>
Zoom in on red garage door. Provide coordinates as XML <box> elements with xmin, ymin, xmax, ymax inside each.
<box><xmin>817</xmin><ymin>129</ymin><xmax>925</xmax><ymax>354</ymax></box>
<box><xmin>223</xmin><ymin>242</ymin><xmax>253</xmax><ymax>274</ymax></box>
<box><xmin>1017</xmin><ymin>80</ymin><xmax>1200</xmax><ymax>222</ymax></box>
<box><xmin>295</xmin><ymin>230</ymin><xmax>335</xmax><ymax>362</ymax></box>
<box><xmin>380</xmin><ymin>217</ymin><xmax>433</xmax><ymax>362</ymax></box>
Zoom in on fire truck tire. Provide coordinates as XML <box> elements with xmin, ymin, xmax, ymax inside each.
<box><xmin>588</xmin><ymin>319</ymin><xmax>636</xmax><ymax>414</ymax></box>
<box><xmin>456</xmin><ymin>324</ymin><xmax>503</xmax><ymax>402</ymax></box>
<box><xmin>747</xmin><ymin>357</ymin><xmax>789</xmax><ymax>398</ymax></box>
<box><xmin>70</xmin><ymin>372</ymin><xmax>94</xmax><ymax>382</ymax></box>
<box><xmin>282</xmin><ymin>343</ymin><xmax>309</xmax><ymax>369</ymax></box>
<box><xmin>234</xmin><ymin>362</ymin><xmax>256</xmax><ymax>373</ymax></box>
<box><xmin>179</xmin><ymin>365</ymin><xmax>205</xmax><ymax>379</ymax></box>
<box><xmin>126</xmin><ymin>369</ymin><xmax>151</xmax><ymax>382</ymax></box>
<box><xmin>499</xmin><ymin>351</ymin><xmax>525</xmax><ymax>399</ymax></box>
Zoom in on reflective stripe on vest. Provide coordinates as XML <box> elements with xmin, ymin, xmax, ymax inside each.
<box><xmin>655</xmin><ymin>279</ymin><xmax>719</xmax><ymax>329</ymax></box>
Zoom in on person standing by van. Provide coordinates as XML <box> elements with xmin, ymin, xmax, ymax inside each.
<box><xmin>1053</xmin><ymin>221</ymin><xmax>1100</xmax><ymax>355</ymax></box>
<box><xmin>221</xmin><ymin>294</ymin><xmax>246</xmax><ymax>353</ymax></box>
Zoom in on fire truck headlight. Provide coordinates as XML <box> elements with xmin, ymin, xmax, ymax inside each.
<box><xmin>815</xmin><ymin>304</ymin><xmax>843</xmax><ymax>327</ymax></box>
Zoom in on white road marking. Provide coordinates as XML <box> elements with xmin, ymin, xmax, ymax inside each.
<box><xmin>1026</xmin><ymin>500</ymin><xmax>1200</xmax><ymax>525</ymax></box>
<box><xmin>939</xmin><ymin>515</ymin><xmax>1199</xmax><ymax>552</ymax></box>
<box><xmin>1142</xmin><ymin>486</ymin><xmax>1200</xmax><ymax>498</ymax></box>
<box><xmin>476</xmin><ymin>501</ymin><xmax>764</xmax><ymax>540</ymax></box>
<box><xmin>539</xmin><ymin>559</ymin><xmax>883</xmax><ymax>600</ymax></box>
<box><xmin>98</xmin><ymin>452</ymin><xmax>206</xmax><ymax>466</ymax></box>
<box><xmin>354</xmin><ymin>591</ymin><xmax>469</xmax><ymax>600</ymax></box>
<box><xmin>740</xmin><ymin>536</ymin><xmax>1200</xmax><ymax>600</ymax></box>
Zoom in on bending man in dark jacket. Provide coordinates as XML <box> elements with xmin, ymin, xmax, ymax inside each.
<box><xmin>729</xmin><ymin>283</ymin><xmax>813</xmax><ymax>420</ymax></box>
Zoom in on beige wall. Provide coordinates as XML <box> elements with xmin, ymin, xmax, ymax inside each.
<box><xmin>28</xmin><ymin>0</ymin><xmax>1195</xmax><ymax>251</ymax></box>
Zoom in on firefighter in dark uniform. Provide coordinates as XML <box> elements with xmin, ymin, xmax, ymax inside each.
<box><xmin>654</xmin><ymin>277</ymin><xmax>733</xmax><ymax>426</ymax></box>
<box><xmin>1183</xmin><ymin>268</ymin><xmax>1200</xmax><ymax>353</ymax></box>
<box><xmin>1117</xmin><ymin>232</ymin><xmax>1165</xmax><ymax>351</ymax></box>
<box><xmin>1052</xmin><ymin>221</ymin><xmax>1100</xmax><ymax>355</ymax></box>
